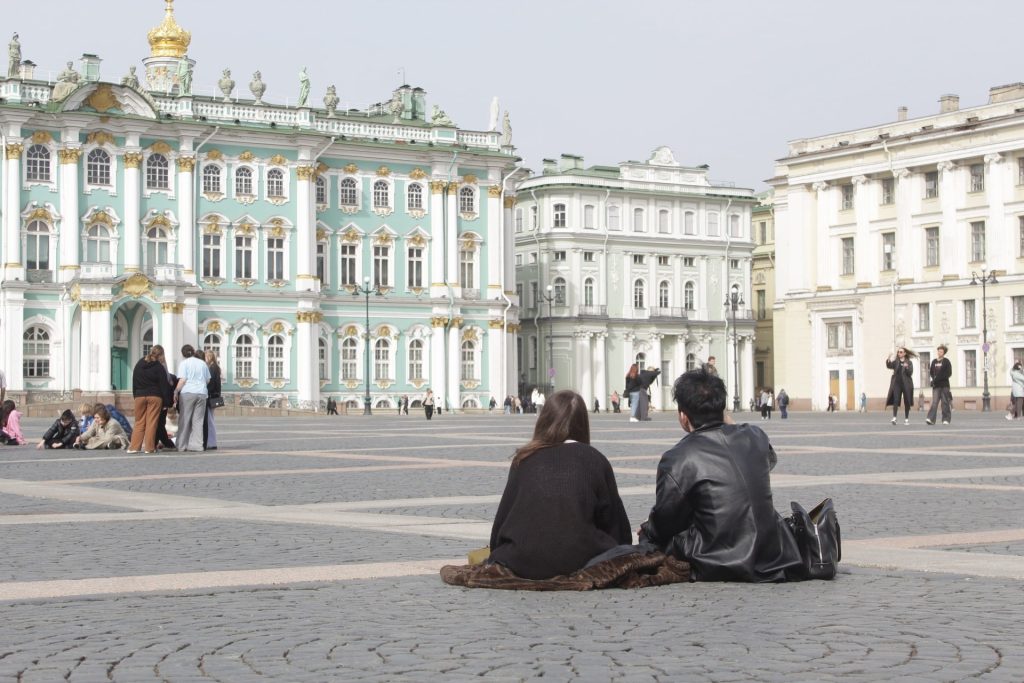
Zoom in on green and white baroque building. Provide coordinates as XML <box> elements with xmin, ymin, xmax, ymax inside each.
<box><xmin>0</xmin><ymin>2</ymin><xmax>521</xmax><ymax>410</ymax></box>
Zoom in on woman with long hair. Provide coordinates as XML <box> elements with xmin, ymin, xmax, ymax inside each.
<box><xmin>203</xmin><ymin>349</ymin><xmax>222</xmax><ymax>450</ymax></box>
<box><xmin>487</xmin><ymin>390</ymin><xmax>632</xmax><ymax>580</ymax></box>
<box><xmin>74</xmin><ymin>405</ymin><xmax>129</xmax><ymax>450</ymax></box>
<box><xmin>885</xmin><ymin>347</ymin><xmax>917</xmax><ymax>425</ymax></box>
<box><xmin>625</xmin><ymin>363</ymin><xmax>642</xmax><ymax>423</ymax></box>
<box><xmin>128</xmin><ymin>344</ymin><xmax>168</xmax><ymax>453</ymax></box>
<box><xmin>1009</xmin><ymin>361</ymin><xmax>1024</xmax><ymax>420</ymax></box>
<box><xmin>0</xmin><ymin>399</ymin><xmax>25</xmax><ymax>445</ymax></box>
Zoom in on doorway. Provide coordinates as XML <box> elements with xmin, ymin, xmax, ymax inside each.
<box><xmin>846</xmin><ymin>369</ymin><xmax>855</xmax><ymax>411</ymax></box>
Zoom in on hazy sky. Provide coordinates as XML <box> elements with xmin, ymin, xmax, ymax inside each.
<box><xmin>7</xmin><ymin>1</ymin><xmax>1024</xmax><ymax>189</ymax></box>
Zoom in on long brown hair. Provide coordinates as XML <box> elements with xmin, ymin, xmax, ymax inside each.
<box><xmin>626</xmin><ymin>363</ymin><xmax>639</xmax><ymax>379</ymax></box>
<box><xmin>512</xmin><ymin>390</ymin><xmax>590</xmax><ymax>465</ymax></box>
<box><xmin>146</xmin><ymin>344</ymin><xmax>165</xmax><ymax>364</ymax></box>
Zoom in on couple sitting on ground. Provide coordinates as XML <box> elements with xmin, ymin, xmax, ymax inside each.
<box><xmin>443</xmin><ymin>367</ymin><xmax>806</xmax><ymax>589</ymax></box>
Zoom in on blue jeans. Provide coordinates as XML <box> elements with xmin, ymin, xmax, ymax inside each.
<box><xmin>629</xmin><ymin>391</ymin><xmax>641</xmax><ymax>418</ymax></box>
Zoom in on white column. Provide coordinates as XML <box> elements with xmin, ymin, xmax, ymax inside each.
<box><xmin>447</xmin><ymin>323</ymin><xmax>461</xmax><ymax>411</ymax></box>
<box><xmin>937</xmin><ymin>160</ymin><xmax>957</xmax><ymax>275</ymax></box>
<box><xmin>485</xmin><ymin>185</ymin><xmax>502</xmax><ymax>299</ymax></box>
<box><xmin>176</xmin><ymin>156</ymin><xmax>195</xmax><ymax>282</ymax></box>
<box><xmin>622</xmin><ymin>332</ymin><xmax>635</xmax><ymax>376</ymax></box>
<box><xmin>576</xmin><ymin>331</ymin><xmax>593</xmax><ymax>406</ymax></box>
<box><xmin>852</xmin><ymin>175</ymin><xmax>870</xmax><ymax>283</ymax></box>
<box><xmin>81</xmin><ymin>301</ymin><xmax>112</xmax><ymax>392</ymax></box>
<box><xmin>295</xmin><ymin>309</ymin><xmax>319</xmax><ymax>407</ymax></box>
<box><xmin>159</xmin><ymin>302</ymin><xmax>182</xmax><ymax>361</ymax></box>
<box><xmin>894</xmin><ymin>170</ymin><xmax>914</xmax><ymax>280</ymax></box>
<box><xmin>984</xmin><ymin>153</ymin><xmax>1005</xmax><ymax>271</ymax></box>
<box><xmin>446</xmin><ymin>182</ymin><xmax>459</xmax><ymax>294</ymax></box>
<box><xmin>503</xmin><ymin>197</ymin><xmax>516</xmax><ymax>294</ymax></box>
<box><xmin>742</xmin><ymin>335</ymin><xmax>755</xmax><ymax>409</ymax></box>
<box><xmin>429</xmin><ymin>181</ymin><xmax>447</xmax><ymax>297</ymax></box>
<box><xmin>182</xmin><ymin>296</ymin><xmax>199</xmax><ymax>347</ymax></box>
<box><xmin>4</xmin><ymin>142</ymin><xmax>24</xmax><ymax>280</ymax></box>
<box><xmin>593</xmin><ymin>332</ymin><xmax>607</xmax><ymax>410</ymax></box>
<box><xmin>506</xmin><ymin>324</ymin><xmax>520</xmax><ymax>399</ymax></box>
<box><xmin>697</xmin><ymin>255</ymin><xmax>709</xmax><ymax>318</ymax></box>
<box><xmin>813</xmin><ymin>182</ymin><xmax>830</xmax><ymax>288</ymax></box>
<box><xmin>488</xmin><ymin>320</ymin><xmax>504</xmax><ymax>402</ymax></box>
<box><xmin>647</xmin><ymin>333</ymin><xmax>663</xmax><ymax>410</ymax></box>
<box><xmin>123</xmin><ymin>151</ymin><xmax>143</xmax><ymax>273</ymax></box>
<box><xmin>725</xmin><ymin>327</ymin><xmax>737</xmax><ymax>405</ymax></box>
<box><xmin>295</xmin><ymin>166</ymin><xmax>316</xmax><ymax>292</ymax></box>
<box><xmin>1</xmin><ymin>290</ymin><xmax>26</xmax><ymax>390</ymax></box>
<box><xmin>58</xmin><ymin>147</ymin><xmax>82</xmax><ymax>282</ymax></box>
<box><xmin>430</xmin><ymin>316</ymin><xmax>446</xmax><ymax>395</ymax></box>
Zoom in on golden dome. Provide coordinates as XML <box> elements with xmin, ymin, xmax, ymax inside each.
<box><xmin>147</xmin><ymin>0</ymin><xmax>191</xmax><ymax>58</ymax></box>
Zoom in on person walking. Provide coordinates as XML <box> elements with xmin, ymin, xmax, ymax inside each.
<box><xmin>885</xmin><ymin>347</ymin><xmax>916</xmax><ymax>425</ymax></box>
<box><xmin>127</xmin><ymin>344</ymin><xmax>168</xmax><ymax>454</ymax></box>
<box><xmin>777</xmin><ymin>389</ymin><xmax>789</xmax><ymax>419</ymax></box>
<box><xmin>173</xmin><ymin>344</ymin><xmax>210</xmax><ymax>452</ymax></box>
<box><xmin>625</xmin><ymin>364</ymin><xmax>642</xmax><ymax>423</ymax></box>
<box><xmin>610</xmin><ymin>390</ymin><xmax>620</xmax><ymax>413</ymax></box>
<box><xmin>859</xmin><ymin>392</ymin><xmax>867</xmax><ymax>413</ymax></box>
<box><xmin>1009</xmin><ymin>361</ymin><xmax>1024</xmax><ymax>420</ymax></box>
<box><xmin>925</xmin><ymin>344</ymin><xmax>952</xmax><ymax>425</ymax></box>
<box><xmin>826</xmin><ymin>394</ymin><xmax>835</xmax><ymax>412</ymax></box>
<box><xmin>423</xmin><ymin>388</ymin><xmax>435</xmax><ymax>420</ymax></box>
<box><xmin>202</xmin><ymin>350</ymin><xmax>222</xmax><ymax>450</ymax></box>
<box><xmin>764</xmin><ymin>389</ymin><xmax>774</xmax><ymax>420</ymax></box>
<box><xmin>326</xmin><ymin>396</ymin><xmax>338</xmax><ymax>415</ymax></box>
<box><xmin>759</xmin><ymin>388</ymin><xmax>770</xmax><ymax>420</ymax></box>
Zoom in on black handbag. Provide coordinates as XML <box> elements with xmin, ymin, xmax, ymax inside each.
<box><xmin>786</xmin><ymin>498</ymin><xmax>841</xmax><ymax>580</ymax></box>
<box><xmin>208</xmin><ymin>396</ymin><xmax>225</xmax><ymax>409</ymax></box>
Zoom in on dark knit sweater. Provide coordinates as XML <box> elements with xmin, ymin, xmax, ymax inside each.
<box><xmin>488</xmin><ymin>442</ymin><xmax>632</xmax><ymax>580</ymax></box>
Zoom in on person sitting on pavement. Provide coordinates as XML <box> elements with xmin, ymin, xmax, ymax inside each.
<box><xmin>486</xmin><ymin>390</ymin><xmax>632</xmax><ymax>580</ymax></box>
<box><xmin>639</xmin><ymin>367</ymin><xmax>802</xmax><ymax>582</ymax></box>
<box><xmin>74</xmin><ymin>405</ymin><xmax>129</xmax><ymax>450</ymax></box>
<box><xmin>37</xmin><ymin>409</ymin><xmax>80</xmax><ymax>449</ymax></box>
<box><xmin>0</xmin><ymin>399</ymin><xmax>26</xmax><ymax>445</ymax></box>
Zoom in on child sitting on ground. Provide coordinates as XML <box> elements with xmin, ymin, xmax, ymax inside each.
<box><xmin>0</xmin><ymin>400</ymin><xmax>25</xmax><ymax>445</ymax></box>
<box><xmin>74</xmin><ymin>405</ymin><xmax>129</xmax><ymax>450</ymax></box>
<box><xmin>37</xmin><ymin>409</ymin><xmax>80</xmax><ymax>449</ymax></box>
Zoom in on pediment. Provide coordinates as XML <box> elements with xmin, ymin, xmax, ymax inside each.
<box><xmin>60</xmin><ymin>83</ymin><xmax>159</xmax><ymax>119</ymax></box>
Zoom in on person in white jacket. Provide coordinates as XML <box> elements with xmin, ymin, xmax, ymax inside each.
<box><xmin>1008</xmin><ymin>361</ymin><xmax>1024</xmax><ymax>420</ymax></box>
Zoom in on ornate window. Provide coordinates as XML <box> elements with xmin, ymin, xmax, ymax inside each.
<box><xmin>408</xmin><ymin>339</ymin><xmax>424</xmax><ymax>381</ymax></box>
<box><xmin>23</xmin><ymin>325</ymin><xmax>50</xmax><ymax>378</ymax></box>
<box><xmin>234</xmin><ymin>234</ymin><xmax>254</xmax><ymax>279</ymax></box>
<box><xmin>407</xmin><ymin>245</ymin><xmax>424</xmax><ymax>289</ymax></box>
<box><xmin>235</xmin><ymin>166</ymin><xmax>254</xmax><ymax>197</ymax></box>
<box><xmin>373</xmin><ymin>244</ymin><xmax>390</xmax><ymax>287</ymax></box>
<box><xmin>633</xmin><ymin>207</ymin><xmax>645</xmax><ymax>232</ymax></box>
<box><xmin>341</xmin><ymin>337</ymin><xmax>358</xmax><ymax>380</ymax></box>
<box><xmin>407</xmin><ymin>183</ymin><xmax>424</xmax><ymax>210</ymax></box>
<box><xmin>85</xmin><ymin>225</ymin><xmax>111</xmax><ymax>263</ymax></box>
<box><xmin>659</xmin><ymin>280</ymin><xmax>670</xmax><ymax>308</ymax></box>
<box><xmin>202</xmin><ymin>333</ymin><xmax>222</xmax><ymax>363</ymax></box>
<box><xmin>26</xmin><ymin>144</ymin><xmax>51</xmax><ymax>182</ymax></box>
<box><xmin>267</xmin><ymin>237</ymin><xmax>285</xmax><ymax>281</ymax></box>
<box><xmin>553</xmin><ymin>202</ymin><xmax>566</xmax><ymax>228</ymax></box>
<box><xmin>203</xmin><ymin>165</ymin><xmax>222</xmax><ymax>194</ymax></box>
<box><xmin>374</xmin><ymin>338</ymin><xmax>391</xmax><ymax>380</ymax></box>
<box><xmin>340</xmin><ymin>243</ymin><xmax>357</xmax><ymax>287</ymax></box>
<box><xmin>373</xmin><ymin>180</ymin><xmax>390</xmax><ymax>209</ymax></box>
<box><xmin>459</xmin><ymin>186</ymin><xmax>477</xmax><ymax>214</ymax></box>
<box><xmin>203</xmin><ymin>233</ymin><xmax>222</xmax><ymax>278</ymax></box>
<box><xmin>145</xmin><ymin>226</ymin><xmax>170</xmax><ymax>269</ymax></box>
<box><xmin>234</xmin><ymin>334</ymin><xmax>254</xmax><ymax>380</ymax></box>
<box><xmin>583</xmin><ymin>278</ymin><xmax>594</xmax><ymax>307</ymax></box>
<box><xmin>684</xmin><ymin>281</ymin><xmax>695</xmax><ymax>311</ymax></box>
<box><xmin>318</xmin><ymin>337</ymin><xmax>329</xmax><ymax>381</ymax></box>
<box><xmin>633</xmin><ymin>279</ymin><xmax>646</xmax><ymax>309</ymax></box>
<box><xmin>267</xmin><ymin>334</ymin><xmax>285</xmax><ymax>380</ymax></box>
<box><xmin>315</xmin><ymin>176</ymin><xmax>327</xmax><ymax>205</ymax></box>
<box><xmin>25</xmin><ymin>220</ymin><xmax>50</xmax><ymax>271</ymax></box>
<box><xmin>146</xmin><ymin>153</ymin><xmax>170</xmax><ymax>190</ymax></box>
<box><xmin>266</xmin><ymin>168</ymin><xmax>285</xmax><ymax>199</ymax></box>
<box><xmin>340</xmin><ymin>177</ymin><xmax>358</xmax><ymax>206</ymax></box>
<box><xmin>86</xmin><ymin>149</ymin><xmax>111</xmax><ymax>186</ymax></box>
<box><xmin>461</xmin><ymin>340</ymin><xmax>477</xmax><ymax>381</ymax></box>
<box><xmin>552</xmin><ymin>276</ymin><xmax>567</xmax><ymax>305</ymax></box>
<box><xmin>459</xmin><ymin>248</ymin><xmax>475</xmax><ymax>289</ymax></box>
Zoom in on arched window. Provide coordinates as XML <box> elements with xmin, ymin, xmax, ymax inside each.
<box><xmin>635</xmin><ymin>352</ymin><xmax>647</xmax><ymax>367</ymax></box>
<box><xmin>145</xmin><ymin>226</ymin><xmax>169</xmax><ymax>268</ymax></box>
<box><xmin>234</xmin><ymin>334</ymin><xmax>254</xmax><ymax>379</ymax></box>
<box><xmin>658</xmin><ymin>209</ymin><xmax>670</xmax><ymax>233</ymax></box>
<box><xmin>373</xmin><ymin>180</ymin><xmax>390</xmax><ymax>209</ymax></box>
<box><xmin>267</xmin><ymin>334</ymin><xmax>285</xmax><ymax>380</ymax></box>
<box><xmin>315</xmin><ymin>176</ymin><xmax>327</xmax><ymax>205</ymax></box>
<box><xmin>146</xmin><ymin>153</ymin><xmax>169</xmax><ymax>190</ymax></box>
<box><xmin>461</xmin><ymin>340</ymin><xmax>476</xmax><ymax>381</ymax></box>
<box><xmin>340</xmin><ymin>177</ymin><xmax>358</xmax><ymax>206</ymax></box>
<box><xmin>684</xmin><ymin>211</ymin><xmax>696</xmax><ymax>235</ymax></box>
<box><xmin>684</xmin><ymin>281</ymin><xmax>695</xmax><ymax>311</ymax></box>
<box><xmin>552</xmin><ymin>276</ymin><xmax>567</xmax><ymax>304</ymax></box>
<box><xmin>686</xmin><ymin>353</ymin><xmax>697</xmax><ymax>371</ymax></box>
<box><xmin>583</xmin><ymin>277</ymin><xmax>595</xmax><ymax>307</ymax></box>
<box><xmin>408</xmin><ymin>339</ymin><xmax>424</xmax><ymax>381</ymax></box>
<box><xmin>318</xmin><ymin>337</ymin><xmax>328</xmax><ymax>381</ymax></box>
<box><xmin>553</xmin><ymin>202</ymin><xmax>566</xmax><ymax>228</ymax></box>
<box><xmin>25</xmin><ymin>220</ymin><xmax>50</xmax><ymax>271</ymax></box>
<box><xmin>23</xmin><ymin>326</ymin><xmax>50</xmax><ymax>378</ymax></box>
<box><xmin>459</xmin><ymin>186</ymin><xmax>475</xmax><ymax>213</ymax></box>
<box><xmin>202</xmin><ymin>333</ymin><xmax>222</xmax><ymax>363</ymax></box>
<box><xmin>202</xmin><ymin>165</ymin><xmax>222</xmax><ymax>194</ymax></box>
<box><xmin>633</xmin><ymin>279</ymin><xmax>645</xmax><ymax>309</ymax></box>
<box><xmin>26</xmin><ymin>144</ymin><xmax>51</xmax><ymax>182</ymax></box>
<box><xmin>341</xmin><ymin>337</ymin><xmax>358</xmax><ymax>380</ymax></box>
<box><xmin>85</xmin><ymin>225</ymin><xmax>111</xmax><ymax>263</ymax></box>
<box><xmin>143</xmin><ymin>328</ymin><xmax>155</xmax><ymax>359</ymax></box>
<box><xmin>86</xmin><ymin>148</ymin><xmax>111</xmax><ymax>186</ymax></box>
<box><xmin>659</xmin><ymin>280</ymin><xmax>670</xmax><ymax>308</ymax></box>
<box><xmin>267</xmin><ymin>168</ymin><xmax>285</xmax><ymax>198</ymax></box>
<box><xmin>235</xmin><ymin>166</ymin><xmax>253</xmax><ymax>196</ymax></box>
<box><xmin>633</xmin><ymin>207</ymin><xmax>645</xmax><ymax>232</ymax></box>
<box><xmin>374</xmin><ymin>338</ymin><xmax>391</xmax><ymax>380</ymax></box>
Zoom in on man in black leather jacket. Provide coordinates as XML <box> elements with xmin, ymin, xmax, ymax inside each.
<box><xmin>639</xmin><ymin>368</ymin><xmax>802</xmax><ymax>582</ymax></box>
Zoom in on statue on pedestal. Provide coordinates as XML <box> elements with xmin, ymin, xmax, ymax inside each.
<box><xmin>51</xmin><ymin>61</ymin><xmax>80</xmax><ymax>101</ymax></box>
<box><xmin>323</xmin><ymin>85</ymin><xmax>339</xmax><ymax>117</ymax></box>
<box><xmin>297</xmin><ymin>67</ymin><xmax>310</xmax><ymax>107</ymax></box>
<box><xmin>249</xmin><ymin>70</ymin><xmax>266</xmax><ymax>104</ymax></box>
<box><xmin>177</xmin><ymin>59</ymin><xmax>192</xmax><ymax>96</ymax></box>
<box><xmin>218</xmin><ymin>68</ymin><xmax>235</xmax><ymax>101</ymax></box>
<box><xmin>121</xmin><ymin>66</ymin><xmax>140</xmax><ymax>90</ymax></box>
<box><xmin>431</xmin><ymin>104</ymin><xmax>453</xmax><ymax>126</ymax></box>
<box><xmin>501</xmin><ymin>111</ymin><xmax>513</xmax><ymax>146</ymax></box>
<box><xmin>488</xmin><ymin>96</ymin><xmax>500</xmax><ymax>132</ymax></box>
<box><xmin>8</xmin><ymin>33</ymin><xmax>21</xmax><ymax>79</ymax></box>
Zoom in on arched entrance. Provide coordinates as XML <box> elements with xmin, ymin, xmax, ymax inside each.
<box><xmin>110</xmin><ymin>301</ymin><xmax>157</xmax><ymax>391</ymax></box>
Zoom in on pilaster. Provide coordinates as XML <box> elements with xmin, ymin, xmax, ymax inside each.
<box><xmin>593</xmin><ymin>332</ymin><xmax>607</xmax><ymax>409</ymax></box>
<box><xmin>58</xmin><ymin>146</ymin><xmax>82</xmax><ymax>282</ymax></box>
<box><xmin>176</xmin><ymin>156</ymin><xmax>196</xmax><ymax>283</ymax></box>
<box><xmin>123</xmin><ymin>151</ymin><xmax>143</xmax><ymax>273</ymax></box>
<box><xmin>296</xmin><ymin>308</ymin><xmax>322</xmax><ymax>406</ymax></box>
<box><xmin>4</xmin><ymin>142</ymin><xmax>24</xmax><ymax>280</ymax></box>
<box><xmin>295</xmin><ymin>165</ymin><xmax>317</xmax><ymax>292</ymax></box>
<box><xmin>80</xmin><ymin>299</ymin><xmax>113</xmax><ymax>392</ymax></box>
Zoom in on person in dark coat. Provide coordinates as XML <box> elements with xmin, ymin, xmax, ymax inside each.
<box><xmin>487</xmin><ymin>390</ymin><xmax>632</xmax><ymax>580</ymax></box>
<box><xmin>625</xmin><ymin>364</ymin><xmax>642</xmax><ymax>423</ymax></box>
<box><xmin>128</xmin><ymin>345</ymin><xmax>169</xmax><ymax>453</ymax></box>
<box><xmin>885</xmin><ymin>347</ymin><xmax>916</xmax><ymax>425</ymax></box>
<box><xmin>36</xmin><ymin>409</ymin><xmax>80</xmax><ymax>449</ymax></box>
<box><xmin>637</xmin><ymin>367</ymin><xmax>661</xmax><ymax>421</ymax></box>
<box><xmin>202</xmin><ymin>350</ymin><xmax>222</xmax><ymax>450</ymax></box>
<box><xmin>639</xmin><ymin>367</ymin><xmax>802</xmax><ymax>582</ymax></box>
<box><xmin>155</xmin><ymin>372</ymin><xmax>177</xmax><ymax>450</ymax></box>
<box><xmin>925</xmin><ymin>344</ymin><xmax>952</xmax><ymax>425</ymax></box>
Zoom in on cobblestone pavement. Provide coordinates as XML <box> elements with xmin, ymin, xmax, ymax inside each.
<box><xmin>1</xmin><ymin>410</ymin><xmax>1023</xmax><ymax>681</ymax></box>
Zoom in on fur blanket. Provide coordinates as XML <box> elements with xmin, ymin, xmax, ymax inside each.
<box><xmin>440</xmin><ymin>550</ymin><xmax>690</xmax><ymax>591</ymax></box>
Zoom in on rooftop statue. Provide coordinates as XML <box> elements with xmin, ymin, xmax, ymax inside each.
<box><xmin>431</xmin><ymin>104</ymin><xmax>453</xmax><ymax>127</ymax></box>
<box><xmin>323</xmin><ymin>85</ymin><xmax>339</xmax><ymax>117</ymax></box>
<box><xmin>8</xmin><ymin>33</ymin><xmax>21</xmax><ymax>79</ymax></box>
<box><xmin>218</xmin><ymin>68</ymin><xmax>235</xmax><ymax>102</ymax></box>
<box><xmin>501</xmin><ymin>111</ymin><xmax>512</xmax><ymax>146</ymax></box>
<box><xmin>121</xmin><ymin>66</ymin><xmax>140</xmax><ymax>90</ymax></box>
<box><xmin>488</xmin><ymin>96</ymin><xmax>500</xmax><ymax>132</ymax></box>
<box><xmin>297</xmin><ymin>67</ymin><xmax>310</xmax><ymax>107</ymax></box>
<box><xmin>177</xmin><ymin>59</ymin><xmax>192</xmax><ymax>96</ymax></box>
<box><xmin>51</xmin><ymin>61</ymin><xmax>80</xmax><ymax>101</ymax></box>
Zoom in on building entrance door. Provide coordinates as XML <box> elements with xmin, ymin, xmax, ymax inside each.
<box><xmin>111</xmin><ymin>347</ymin><xmax>129</xmax><ymax>391</ymax></box>
<box><xmin>829</xmin><ymin>370</ymin><xmax>840</xmax><ymax>410</ymax></box>
<box><xmin>846</xmin><ymin>369</ymin><xmax>855</xmax><ymax>411</ymax></box>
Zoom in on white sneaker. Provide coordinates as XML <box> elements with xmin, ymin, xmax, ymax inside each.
<box><xmin>925</xmin><ymin>419</ymin><xmax>933</xmax><ymax>425</ymax></box>
<box><xmin>891</xmin><ymin>417</ymin><xmax>897</xmax><ymax>425</ymax></box>
<box><xmin>1006</xmin><ymin>414</ymin><xmax>1014</xmax><ymax>421</ymax></box>
<box><xmin>904</xmin><ymin>418</ymin><xmax>910</xmax><ymax>425</ymax></box>
<box><xmin>629</xmin><ymin>417</ymin><xmax>640</xmax><ymax>423</ymax></box>
<box><xmin>942</xmin><ymin>421</ymin><xmax>949</xmax><ymax>425</ymax></box>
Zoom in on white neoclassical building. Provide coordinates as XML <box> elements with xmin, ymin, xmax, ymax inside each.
<box><xmin>513</xmin><ymin>147</ymin><xmax>757</xmax><ymax>411</ymax></box>
<box><xmin>771</xmin><ymin>86</ymin><xmax>1024</xmax><ymax>411</ymax></box>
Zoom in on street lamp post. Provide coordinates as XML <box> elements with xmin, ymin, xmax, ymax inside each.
<box><xmin>725</xmin><ymin>284</ymin><xmax>744</xmax><ymax>413</ymax></box>
<box><xmin>540</xmin><ymin>284</ymin><xmax>556</xmax><ymax>392</ymax></box>
<box><xmin>970</xmin><ymin>268</ymin><xmax>998</xmax><ymax>412</ymax></box>
<box><xmin>353</xmin><ymin>275</ymin><xmax>382</xmax><ymax>415</ymax></box>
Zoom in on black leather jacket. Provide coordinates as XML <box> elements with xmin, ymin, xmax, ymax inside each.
<box><xmin>640</xmin><ymin>422</ymin><xmax>801</xmax><ymax>582</ymax></box>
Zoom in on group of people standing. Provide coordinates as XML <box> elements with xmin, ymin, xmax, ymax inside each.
<box><xmin>624</xmin><ymin>364</ymin><xmax>661</xmax><ymax>423</ymax></box>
